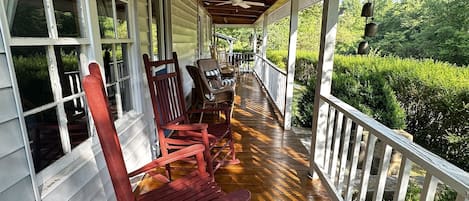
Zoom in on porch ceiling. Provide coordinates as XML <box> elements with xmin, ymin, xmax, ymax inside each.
<box><xmin>202</xmin><ymin>0</ymin><xmax>280</xmax><ymax>24</ymax></box>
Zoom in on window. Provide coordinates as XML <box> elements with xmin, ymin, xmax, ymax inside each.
<box><xmin>12</xmin><ymin>45</ymin><xmax>88</xmax><ymax>172</ymax></box>
<box><xmin>54</xmin><ymin>0</ymin><xmax>82</xmax><ymax>37</ymax></box>
<box><xmin>102</xmin><ymin>43</ymin><xmax>132</xmax><ymax>120</ymax></box>
<box><xmin>8</xmin><ymin>0</ymin><xmax>48</xmax><ymax>37</ymax></box>
<box><xmin>5</xmin><ymin>0</ymin><xmax>134</xmax><ymax>174</ymax></box>
<box><xmin>98</xmin><ymin>0</ymin><xmax>133</xmax><ymax>120</ymax></box>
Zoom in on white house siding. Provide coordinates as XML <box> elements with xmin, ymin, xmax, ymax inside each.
<box><xmin>0</xmin><ymin>0</ymin><xmax>154</xmax><ymax>200</ymax></box>
<box><xmin>0</xmin><ymin>22</ymin><xmax>37</xmax><ymax>201</ymax></box>
<box><xmin>40</xmin><ymin>112</ymin><xmax>151</xmax><ymax>201</ymax></box>
<box><xmin>171</xmin><ymin>0</ymin><xmax>198</xmax><ymax>99</ymax></box>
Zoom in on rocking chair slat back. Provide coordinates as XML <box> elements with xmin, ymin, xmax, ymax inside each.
<box><xmin>143</xmin><ymin>53</ymin><xmax>187</xmax><ymax>127</ymax></box>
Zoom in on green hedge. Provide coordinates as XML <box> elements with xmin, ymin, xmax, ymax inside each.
<box><xmin>267</xmin><ymin>50</ymin><xmax>469</xmax><ymax>171</ymax></box>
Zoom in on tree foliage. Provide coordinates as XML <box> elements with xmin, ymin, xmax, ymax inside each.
<box><xmin>244</xmin><ymin>0</ymin><xmax>469</xmax><ymax>66</ymax></box>
<box><xmin>215</xmin><ymin>27</ymin><xmax>254</xmax><ymax>51</ymax></box>
<box><xmin>370</xmin><ymin>0</ymin><xmax>469</xmax><ymax>66</ymax></box>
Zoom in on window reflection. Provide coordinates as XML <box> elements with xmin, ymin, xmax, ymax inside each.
<box><xmin>54</xmin><ymin>0</ymin><xmax>81</xmax><ymax>37</ymax></box>
<box><xmin>54</xmin><ymin>46</ymin><xmax>81</xmax><ymax>97</ymax></box>
<box><xmin>64</xmin><ymin>100</ymin><xmax>89</xmax><ymax>149</ymax></box>
<box><xmin>102</xmin><ymin>44</ymin><xmax>132</xmax><ymax>119</ymax></box>
<box><xmin>151</xmin><ymin>0</ymin><xmax>159</xmax><ymax>57</ymax></box>
<box><xmin>107</xmin><ymin>85</ymin><xmax>118</xmax><ymax>120</ymax></box>
<box><xmin>8</xmin><ymin>0</ymin><xmax>48</xmax><ymax>37</ymax></box>
<box><xmin>116</xmin><ymin>0</ymin><xmax>129</xmax><ymax>39</ymax></box>
<box><xmin>12</xmin><ymin>47</ymin><xmax>53</xmax><ymax>111</ymax></box>
<box><xmin>26</xmin><ymin>108</ymin><xmax>63</xmax><ymax>172</ymax></box>
<box><xmin>97</xmin><ymin>0</ymin><xmax>115</xmax><ymax>38</ymax></box>
<box><xmin>102</xmin><ymin>44</ymin><xmax>113</xmax><ymax>83</ymax></box>
<box><xmin>116</xmin><ymin>44</ymin><xmax>128</xmax><ymax>78</ymax></box>
<box><xmin>121</xmin><ymin>79</ymin><xmax>132</xmax><ymax>112</ymax></box>
<box><xmin>116</xmin><ymin>44</ymin><xmax>132</xmax><ymax>112</ymax></box>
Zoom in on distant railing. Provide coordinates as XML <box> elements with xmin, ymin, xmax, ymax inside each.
<box><xmin>65</xmin><ymin>71</ymin><xmax>84</xmax><ymax>113</ymax></box>
<box><xmin>253</xmin><ymin>54</ymin><xmax>287</xmax><ymax>116</ymax></box>
<box><xmin>229</xmin><ymin>52</ymin><xmax>255</xmax><ymax>73</ymax></box>
<box><xmin>312</xmin><ymin>94</ymin><xmax>469</xmax><ymax>201</ymax></box>
<box><xmin>64</xmin><ymin>60</ymin><xmax>125</xmax><ymax>106</ymax></box>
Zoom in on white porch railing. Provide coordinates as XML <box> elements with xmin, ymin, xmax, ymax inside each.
<box><xmin>312</xmin><ymin>94</ymin><xmax>469</xmax><ymax>201</ymax></box>
<box><xmin>230</xmin><ymin>52</ymin><xmax>255</xmax><ymax>73</ymax></box>
<box><xmin>65</xmin><ymin>71</ymin><xmax>84</xmax><ymax>113</ymax></box>
<box><xmin>246</xmin><ymin>52</ymin><xmax>468</xmax><ymax>201</ymax></box>
<box><xmin>253</xmin><ymin>54</ymin><xmax>287</xmax><ymax>115</ymax></box>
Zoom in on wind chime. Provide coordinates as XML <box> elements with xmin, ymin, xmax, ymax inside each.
<box><xmin>358</xmin><ymin>1</ymin><xmax>378</xmax><ymax>55</ymax></box>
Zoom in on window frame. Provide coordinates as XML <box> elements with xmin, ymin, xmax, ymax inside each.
<box><xmin>2</xmin><ymin>0</ymin><xmax>139</xmax><ymax>190</ymax></box>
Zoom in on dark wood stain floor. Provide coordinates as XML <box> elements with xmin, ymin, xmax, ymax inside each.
<box><xmin>137</xmin><ymin>74</ymin><xmax>331</xmax><ymax>201</ymax></box>
<box><xmin>214</xmin><ymin>74</ymin><xmax>331</xmax><ymax>201</ymax></box>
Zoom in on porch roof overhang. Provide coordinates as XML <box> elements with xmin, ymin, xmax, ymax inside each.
<box><xmin>204</xmin><ymin>0</ymin><xmax>321</xmax><ymax>27</ymax></box>
<box><xmin>202</xmin><ymin>0</ymin><xmax>282</xmax><ymax>25</ymax></box>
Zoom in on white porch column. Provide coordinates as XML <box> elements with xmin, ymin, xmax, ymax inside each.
<box><xmin>309</xmin><ymin>0</ymin><xmax>339</xmax><ymax>178</ymax></box>
<box><xmin>229</xmin><ymin>41</ymin><xmax>233</xmax><ymax>54</ymax></box>
<box><xmin>284</xmin><ymin>0</ymin><xmax>299</xmax><ymax>130</ymax></box>
<box><xmin>253</xmin><ymin>29</ymin><xmax>257</xmax><ymax>54</ymax></box>
<box><xmin>160</xmin><ymin>0</ymin><xmax>172</xmax><ymax>60</ymax></box>
<box><xmin>261</xmin><ymin>13</ymin><xmax>269</xmax><ymax>84</ymax></box>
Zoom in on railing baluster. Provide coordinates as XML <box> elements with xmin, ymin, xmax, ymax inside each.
<box><xmin>329</xmin><ymin>112</ymin><xmax>344</xmax><ymax>181</ymax></box>
<box><xmin>253</xmin><ymin>55</ymin><xmax>288</xmax><ymax>117</ymax></box>
<box><xmin>393</xmin><ymin>157</ymin><xmax>412</xmax><ymax>201</ymax></box>
<box><xmin>323</xmin><ymin>107</ymin><xmax>336</xmax><ymax>171</ymax></box>
<box><xmin>420</xmin><ymin>173</ymin><xmax>439</xmax><ymax>201</ymax></box>
<box><xmin>345</xmin><ymin>125</ymin><xmax>364</xmax><ymax>201</ymax></box>
<box><xmin>314</xmin><ymin>94</ymin><xmax>469</xmax><ymax>201</ymax></box>
<box><xmin>337</xmin><ymin>118</ymin><xmax>353</xmax><ymax>193</ymax></box>
<box><xmin>372</xmin><ymin>144</ymin><xmax>392</xmax><ymax>201</ymax></box>
<box><xmin>358</xmin><ymin>134</ymin><xmax>377</xmax><ymax>201</ymax></box>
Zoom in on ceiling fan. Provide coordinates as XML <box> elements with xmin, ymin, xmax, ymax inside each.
<box><xmin>206</xmin><ymin>0</ymin><xmax>265</xmax><ymax>9</ymax></box>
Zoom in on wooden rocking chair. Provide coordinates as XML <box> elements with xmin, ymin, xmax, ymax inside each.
<box><xmin>143</xmin><ymin>53</ymin><xmax>240</xmax><ymax>177</ymax></box>
<box><xmin>83</xmin><ymin>63</ymin><xmax>250</xmax><ymax>201</ymax></box>
<box><xmin>186</xmin><ymin>65</ymin><xmax>234</xmax><ymax>123</ymax></box>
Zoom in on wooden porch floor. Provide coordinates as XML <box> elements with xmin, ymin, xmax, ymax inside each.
<box><xmin>137</xmin><ymin>74</ymin><xmax>331</xmax><ymax>200</ymax></box>
<box><xmin>214</xmin><ymin>74</ymin><xmax>331</xmax><ymax>200</ymax></box>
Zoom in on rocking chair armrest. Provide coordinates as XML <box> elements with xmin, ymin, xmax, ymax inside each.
<box><xmin>209</xmin><ymin>86</ymin><xmax>233</xmax><ymax>94</ymax></box>
<box><xmin>188</xmin><ymin>106</ymin><xmax>231</xmax><ymax>114</ymax></box>
<box><xmin>128</xmin><ymin>144</ymin><xmax>205</xmax><ymax>177</ymax></box>
<box><xmin>162</xmin><ymin>123</ymin><xmax>208</xmax><ymax>131</ymax></box>
<box><xmin>183</xmin><ymin>130</ymin><xmax>218</xmax><ymax>141</ymax></box>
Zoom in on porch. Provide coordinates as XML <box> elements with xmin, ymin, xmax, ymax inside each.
<box><xmin>0</xmin><ymin>0</ymin><xmax>467</xmax><ymax>200</ymax></box>
<box><xmin>136</xmin><ymin>54</ymin><xmax>469</xmax><ymax>200</ymax></box>
<box><xmin>217</xmin><ymin>74</ymin><xmax>329</xmax><ymax>200</ymax></box>
<box><xmin>137</xmin><ymin>72</ymin><xmax>331</xmax><ymax>200</ymax></box>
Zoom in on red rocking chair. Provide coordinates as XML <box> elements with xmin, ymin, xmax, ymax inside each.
<box><xmin>83</xmin><ymin>63</ymin><xmax>250</xmax><ymax>201</ymax></box>
<box><xmin>143</xmin><ymin>53</ymin><xmax>239</xmax><ymax>177</ymax></box>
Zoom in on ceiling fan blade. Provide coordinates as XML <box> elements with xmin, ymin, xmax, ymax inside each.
<box><xmin>235</xmin><ymin>2</ymin><xmax>251</xmax><ymax>8</ymax></box>
<box><xmin>244</xmin><ymin>1</ymin><xmax>265</xmax><ymax>7</ymax></box>
<box><xmin>215</xmin><ymin>2</ymin><xmax>232</xmax><ymax>6</ymax></box>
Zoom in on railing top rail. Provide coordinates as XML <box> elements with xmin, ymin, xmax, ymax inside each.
<box><xmin>320</xmin><ymin>94</ymin><xmax>469</xmax><ymax>193</ymax></box>
<box><xmin>64</xmin><ymin>71</ymin><xmax>80</xmax><ymax>75</ymax></box>
<box><xmin>254</xmin><ymin>54</ymin><xmax>287</xmax><ymax>75</ymax></box>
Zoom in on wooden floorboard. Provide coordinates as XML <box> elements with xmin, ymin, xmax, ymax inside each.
<box><xmin>214</xmin><ymin>74</ymin><xmax>331</xmax><ymax>201</ymax></box>
<box><xmin>137</xmin><ymin>74</ymin><xmax>331</xmax><ymax>200</ymax></box>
